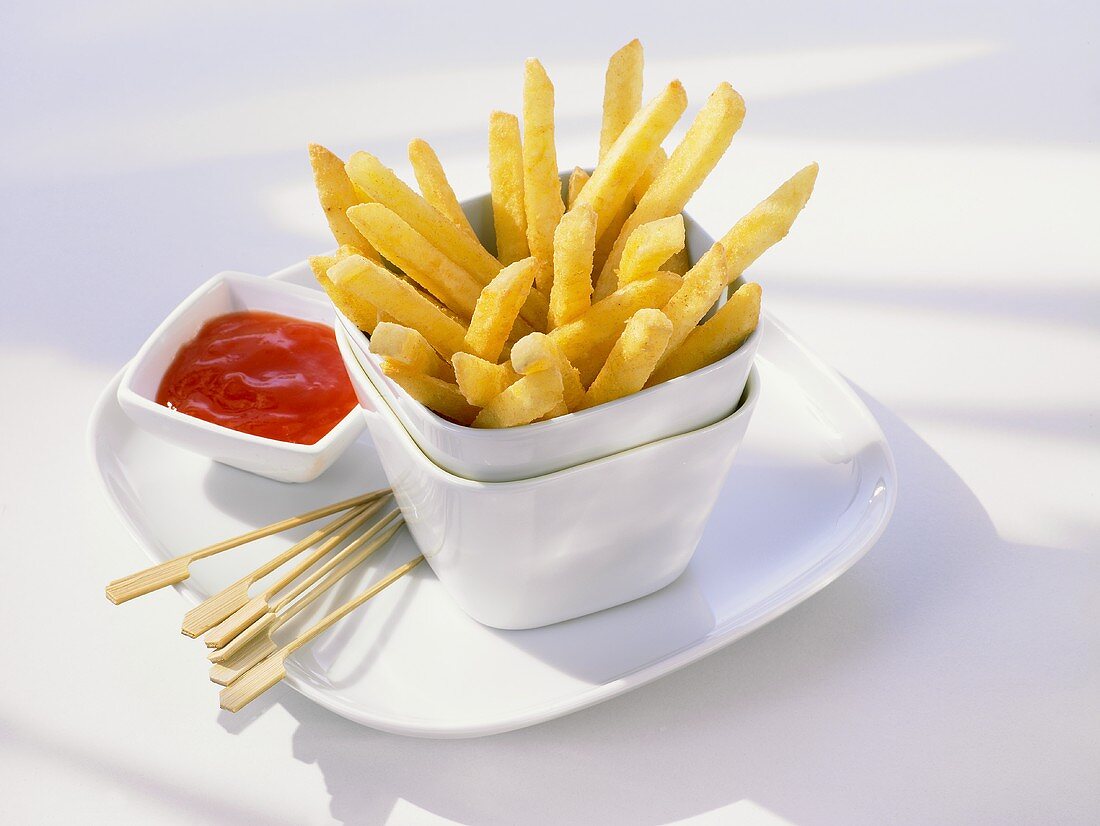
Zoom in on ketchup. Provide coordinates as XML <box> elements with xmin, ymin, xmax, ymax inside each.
<box><xmin>156</xmin><ymin>311</ymin><xmax>357</xmax><ymax>445</ymax></box>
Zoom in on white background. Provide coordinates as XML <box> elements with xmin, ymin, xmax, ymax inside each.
<box><xmin>1</xmin><ymin>1</ymin><xmax>1097</xmax><ymax>824</ymax></box>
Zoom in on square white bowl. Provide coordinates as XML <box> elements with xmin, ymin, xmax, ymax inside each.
<box><xmin>118</xmin><ymin>271</ymin><xmax>364</xmax><ymax>483</ymax></box>
<box><xmin>333</xmin><ymin>184</ymin><xmax>759</xmax><ymax>482</ymax></box>
<box><xmin>336</xmin><ymin>323</ymin><xmax>761</xmax><ymax>629</ymax></box>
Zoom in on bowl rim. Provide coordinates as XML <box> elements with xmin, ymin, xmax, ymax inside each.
<box><xmin>339</xmin><ymin>322</ymin><xmax>761</xmax><ymax>490</ymax></box>
<box><xmin>119</xmin><ymin>270</ymin><xmax>363</xmax><ymax>456</ymax></box>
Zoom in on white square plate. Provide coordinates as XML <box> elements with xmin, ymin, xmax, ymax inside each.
<box><xmin>88</xmin><ymin>263</ymin><xmax>896</xmax><ymax>738</ymax></box>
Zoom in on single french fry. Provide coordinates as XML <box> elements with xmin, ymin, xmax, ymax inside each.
<box><xmin>600</xmin><ymin>39</ymin><xmax>644</xmax><ymax>160</ymax></box>
<box><xmin>408</xmin><ymin>138</ymin><xmax>478</xmax><ymax>240</ymax></box>
<box><xmin>717</xmin><ymin>163</ymin><xmax>819</xmax><ymax>283</ymax></box>
<box><xmin>566</xmin><ymin>167</ymin><xmax>590</xmax><ymax>209</ymax></box>
<box><xmin>369</xmin><ymin>322</ymin><xmax>454</xmax><ymax>381</ymax></box>
<box><xmin>633</xmin><ymin>147</ymin><xmax>668</xmax><ymax>204</ymax></box>
<box><xmin>511</xmin><ymin>333</ymin><xmax>585</xmax><ymax>411</ymax></box>
<box><xmin>602</xmin><ymin>214</ymin><xmax>685</xmax><ymax>297</ymax></box>
<box><xmin>522</xmin><ymin>59</ymin><xmax>565</xmax><ymax>294</ymax></box>
<box><xmin>308</xmin><ymin>144</ymin><xmax>379</xmax><ymax>261</ymax></box>
<box><xmin>549</xmin><ymin>205</ymin><xmax>596</xmax><ymax>329</ymax></box>
<box><xmin>464</xmin><ymin>257</ymin><xmax>537</xmax><ymax>362</ymax></box>
<box><xmin>473</xmin><ymin>367</ymin><xmax>564</xmax><ymax>428</ymax></box>
<box><xmin>548</xmin><ymin>271</ymin><xmax>681</xmax><ymax>383</ymax></box>
<box><xmin>570</xmin><ymin>80</ymin><xmax>687</xmax><ymax>243</ymax></box>
<box><xmin>382</xmin><ymin>361</ymin><xmax>479</xmax><ymax>425</ymax></box>
<box><xmin>648</xmin><ymin>282</ymin><xmax>762</xmax><ymax>385</ymax></box>
<box><xmin>584</xmin><ymin>309</ymin><xmax>673</xmax><ymax>408</ymax></box>
<box><xmin>347</xmin><ymin>202</ymin><xmax>483</xmax><ymax>320</ymax></box>
<box><xmin>328</xmin><ymin>255</ymin><xmax>468</xmax><ymax>358</ymax></box>
<box><xmin>596</xmin><ymin>83</ymin><xmax>745</xmax><ymax>290</ymax></box>
<box><xmin>488</xmin><ymin>112</ymin><xmax>529</xmax><ymax>266</ymax></box>
<box><xmin>344</xmin><ymin>152</ymin><xmax>501</xmax><ymax>286</ymax></box>
<box><xmin>658</xmin><ymin>242</ymin><xmax>729</xmax><ymax>359</ymax></box>
<box><xmin>452</xmin><ymin>352</ymin><xmax>519</xmax><ymax>407</ymax></box>
<box><xmin>310</xmin><ymin>255</ymin><xmax>381</xmax><ymax>334</ymax></box>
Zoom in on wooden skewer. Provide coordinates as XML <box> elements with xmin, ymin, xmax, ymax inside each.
<box><xmin>202</xmin><ymin>498</ymin><xmax>391</xmax><ymax>649</ymax></box>
<box><xmin>105</xmin><ymin>488</ymin><xmax>389</xmax><ymax>604</ymax></box>
<box><xmin>209</xmin><ymin>515</ymin><xmax>405</xmax><ymax>683</ymax></box>
<box><xmin>180</xmin><ymin>503</ymin><xmax>370</xmax><ymax>638</ymax></box>
<box><xmin>220</xmin><ymin>553</ymin><xmax>424</xmax><ymax>711</ymax></box>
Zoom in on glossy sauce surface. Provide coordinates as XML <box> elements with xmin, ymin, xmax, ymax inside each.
<box><xmin>156</xmin><ymin>310</ymin><xmax>357</xmax><ymax>444</ymax></box>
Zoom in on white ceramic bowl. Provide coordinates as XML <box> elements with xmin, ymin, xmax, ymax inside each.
<box><xmin>336</xmin><ymin>323</ymin><xmax>761</xmax><ymax>629</ymax></box>
<box><xmin>334</xmin><ymin>188</ymin><xmax>759</xmax><ymax>482</ymax></box>
<box><xmin>118</xmin><ymin>272</ymin><xmax>364</xmax><ymax>483</ymax></box>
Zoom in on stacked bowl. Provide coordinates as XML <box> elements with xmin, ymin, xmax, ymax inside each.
<box><xmin>334</xmin><ymin>193</ymin><xmax>762</xmax><ymax>629</ymax></box>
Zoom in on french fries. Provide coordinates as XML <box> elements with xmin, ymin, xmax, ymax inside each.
<box><xmin>370</xmin><ymin>322</ymin><xmax>454</xmax><ymax>381</ymax></box>
<box><xmin>657</xmin><ymin>242</ymin><xmax>729</xmax><ymax>359</ymax></box>
<box><xmin>308</xmin><ymin>144</ymin><xmax>379</xmax><ymax>261</ymax></box>
<box><xmin>381</xmin><ymin>361</ymin><xmax>478</xmax><ymax>425</ymax></box>
<box><xmin>648</xmin><ymin>283</ymin><xmax>762</xmax><ymax>386</ymax></box>
<box><xmin>347</xmin><ymin>202</ymin><xmax>483</xmax><ymax>319</ymax></box>
<box><xmin>307</xmin><ymin>41</ymin><xmax>814</xmax><ymax>426</ymax></box>
<box><xmin>473</xmin><ymin>361</ymin><xmax>564</xmax><ymax>428</ymax></box>
<box><xmin>488</xmin><ymin>112</ymin><xmax>529</xmax><ymax>265</ymax></box>
<box><xmin>522</xmin><ymin>59</ymin><xmax>565</xmax><ymax>294</ymax></box>
<box><xmin>718</xmin><ymin>163</ymin><xmax>819</xmax><ymax>282</ymax></box>
<box><xmin>549</xmin><ymin>205</ymin><xmax>596</xmax><ymax>329</ymax></box>
<box><xmin>452</xmin><ymin>352</ymin><xmax>519</xmax><ymax>407</ymax></box>
<box><xmin>584</xmin><ymin>309</ymin><xmax>672</xmax><ymax>408</ymax></box>
<box><xmin>570</xmin><ymin>80</ymin><xmax>687</xmax><ymax>242</ymax></box>
<box><xmin>613</xmin><ymin>215</ymin><xmax>686</xmax><ymax>291</ymax></box>
<box><xmin>594</xmin><ymin>82</ymin><xmax>745</xmax><ymax>294</ymax></box>
<box><xmin>464</xmin><ymin>257</ymin><xmax>537</xmax><ymax>362</ymax></box>
<box><xmin>327</xmin><ymin>254</ymin><xmax>468</xmax><ymax>358</ymax></box>
<box><xmin>548</xmin><ymin>271</ymin><xmax>682</xmax><ymax>385</ymax></box>
<box><xmin>408</xmin><ymin>138</ymin><xmax>478</xmax><ymax>240</ymax></box>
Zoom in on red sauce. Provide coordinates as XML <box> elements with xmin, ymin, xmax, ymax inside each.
<box><xmin>156</xmin><ymin>310</ymin><xmax>357</xmax><ymax>445</ymax></box>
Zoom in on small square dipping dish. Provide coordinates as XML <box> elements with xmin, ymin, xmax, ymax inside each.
<box><xmin>117</xmin><ymin>271</ymin><xmax>365</xmax><ymax>483</ymax></box>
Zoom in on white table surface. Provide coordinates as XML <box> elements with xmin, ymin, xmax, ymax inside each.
<box><xmin>2</xmin><ymin>2</ymin><xmax>1097</xmax><ymax>824</ymax></box>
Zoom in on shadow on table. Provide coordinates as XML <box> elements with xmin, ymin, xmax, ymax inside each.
<box><xmin>212</xmin><ymin>389</ymin><xmax>1096</xmax><ymax>826</ymax></box>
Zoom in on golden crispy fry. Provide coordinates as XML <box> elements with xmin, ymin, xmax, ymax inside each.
<box><xmin>584</xmin><ymin>309</ymin><xmax>673</xmax><ymax>408</ymax></box>
<box><xmin>328</xmin><ymin>255</ymin><xmax>468</xmax><ymax>358</ymax></box>
<box><xmin>522</xmin><ymin>59</ymin><xmax>565</xmax><ymax>294</ymax></box>
<box><xmin>548</xmin><ymin>271</ymin><xmax>682</xmax><ymax>384</ymax></box>
<box><xmin>549</xmin><ymin>205</ymin><xmax>596</xmax><ymax>329</ymax></box>
<box><xmin>566</xmin><ymin>167</ymin><xmax>590</xmax><ymax>209</ymax></box>
<box><xmin>592</xmin><ymin>197</ymin><xmax>633</xmax><ymax>278</ymax></box>
<box><xmin>308</xmin><ymin>144</ymin><xmax>379</xmax><ymax>261</ymax></box>
<box><xmin>381</xmin><ymin>361</ymin><xmax>478</xmax><ymax>425</ymax></box>
<box><xmin>605</xmin><ymin>214</ymin><xmax>685</xmax><ymax>296</ymax></box>
<box><xmin>451</xmin><ymin>352</ymin><xmax>519</xmax><ymax>407</ymax></box>
<box><xmin>369</xmin><ymin>322</ymin><xmax>454</xmax><ymax>381</ymax></box>
<box><xmin>464</xmin><ymin>257</ymin><xmax>537</xmax><ymax>362</ymax></box>
<box><xmin>347</xmin><ymin>150</ymin><xmax>549</xmax><ymax>331</ymax></box>
<box><xmin>539</xmin><ymin>400</ymin><xmax>570</xmax><ymax>420</ymax></box>
<box><xmin>658</xmin><ymin>242</ymin><xmax>728</xmax><ymax>359</ymax></box>
<box><xmin>633</xmin><ymin>147</ymin><xmax>667</xmax><ymax>203</ymax></box>
<box><xmin>570</xmin><ymin>81</ymin><xmax>687</xmax><ymax>243</ymax></box>
<box><xmin>310</xmin><ymin>254</ymin><xmax>381</xmax><ymax>334</ymax></box>
<box><xmin>600</xmin><ymin>39</ymin><xmax>644</xmax><ymax>160</ymax></box>
<box><xmin>473</xmin><ymin>368</ymin><xmax>564</xmax><ymax>429</ymax></box>
<box><xmin>408</xmin><ymin>138</ymin><xmax>478</xmax><ymax>240</ymax></box>
<box><xmin>648</xmin><ymin>282</ymin><xmax>761</xmax><ymax>385</ymax></box>
<box><xmin>345</xmin><ymin>152</ymin><xmax>496</xmax><ymax>280</ymax></box>
<box><xmin>596</xmin><ymin>83</ymin><xmax>745</xmax><ymax>290</ymax></box>
<box><xmin>512</xmin><ymin>333</ymin><xmax>585</xmax><ymax>411</ymax></box>
<box><xmin>718</xmin><ymin>163</ymin><xmax>818</xmax><ymax>282</ymax></box>
<box><xmin>488</xmin><ymin>112</ymin><xmax>529</xmax><ymax>266</ymax></box>
<box><xmin>347</xmin><ymin>202</ymin><xmax>484</xmax><ymax>320</ymax></box>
